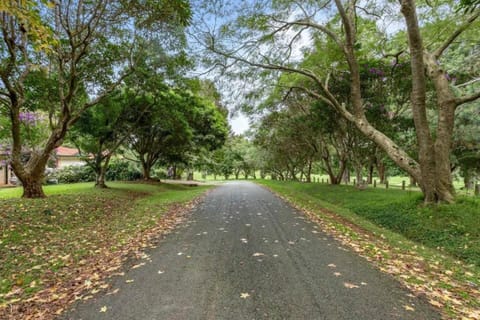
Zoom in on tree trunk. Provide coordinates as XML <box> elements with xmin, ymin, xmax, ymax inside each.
<box><xmin>95</xmin><ymin>171</ymin><xmax>108</xmax><ymax>188</ymax></box>
<box><xmin>342</xmin><ymin>170</ymin><xmax>350</xmax><ymax>184</ymax></box>
<box><xmin>401</xmin><ymin>0</ymin><xmax>455</xmax><ymax>203</ymax></box>
<box><xmin>464</xmin><ymin>174</ymin><xmax>471</xmax><ymax>190</ymax></box>
<box><xmin>367</xmin><ymin>164</ymin><xmax>374</xmax><ymax>184</ymax></box>
<box><xmin>377</xmin><ymin>161</ymin><xmax>386</xmax><ymax>184</ymax></box>
<box><xmin>94</xmin><ymin>154</ymin><xmax>111</xmax><ymax>188</ymax></box>
<box><xmin>14</xmin><ymin>151</ymin><xmax>51</xmax><ymax>199</ymax></box>
<box><xmin>21</xmin><ymin>175</ymin><xmax>46</xmax><ymax>198</ymax></box>
<box><xmin>142</xmin><ymin>164</ymin><xmax>152</xmax><ymax>180</ymax></box>
<box><xmin>306</xmin><ymin>160</ymin><xmax>312</xmax><ymax>183</ymax></box>
<box><xmin>354</xmin><ymin>165</ymin><xmax>363</xmax><ymax>186</ymax></box>
<box><xmin>409</xmin><ymin>175</ymin><xmax>417</xmax><ymax>187</ymax></box>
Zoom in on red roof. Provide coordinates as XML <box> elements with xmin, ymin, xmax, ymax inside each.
<box><xmin>56</xmin><ymin>146</ymin><xmax>80</xmax><ymax>157</ymax></box>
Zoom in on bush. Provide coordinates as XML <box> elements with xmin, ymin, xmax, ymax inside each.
<box><xmin>57</xmin><ymin>165</ymin><xmax>95</xmax><ymax>183</ymax></box>
<box><xmin>105</xmin><ymin>160</ymin><xmax>142</xmax><ymax>181</ymax></box>
<box><xmin>57</xmin><ymin>161</ymin><xmax>142</xmax><ymax>184</ymax></box>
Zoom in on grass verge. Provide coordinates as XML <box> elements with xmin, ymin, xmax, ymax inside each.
<box><xmin>257</xmin><ymin>180</ymin><xmax>480</xmax><ymax>319</ymax></box>
<box><xmin>0</xmin><ymin>182</ymin><xmax>211</xmax><ymax>319</ymax></box>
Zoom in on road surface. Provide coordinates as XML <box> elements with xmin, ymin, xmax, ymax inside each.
<box><xmin>63</xmin><ymin>181</ymin><xmax>440</xmax><ymax>320</ymax></box>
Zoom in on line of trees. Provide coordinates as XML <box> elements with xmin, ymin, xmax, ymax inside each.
<box><xmin>0</xmin><ymin>1</ymin><xmax>228</xmax><ymax>197</ymax></box>
<box><xmin>196</xmin><ymin>0</ymin><xmax>480</xmax><ymax>203</ymax></box>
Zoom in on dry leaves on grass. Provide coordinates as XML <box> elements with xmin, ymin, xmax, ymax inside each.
<box><xmin>0</xmin><ymin>193</ymin><xmax>207</xmax><ymax>320</ymax></box>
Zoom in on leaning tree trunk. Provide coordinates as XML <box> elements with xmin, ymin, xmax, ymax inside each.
<box><xmin>12</xmin><ymin>148</ymin><xmax>53</xmax><ymax>199</ymax></box>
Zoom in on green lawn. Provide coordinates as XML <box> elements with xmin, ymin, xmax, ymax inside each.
<box><xmin>258</xmin><ymin>180</ymin><xmax>480</xmax><ymax>267</ymax></box>
<box><xmin>0</xmin><ymin>182</ymin><xmax>211</xmax><ymax>309</ymax></box>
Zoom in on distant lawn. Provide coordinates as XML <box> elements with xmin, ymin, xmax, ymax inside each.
<box><xmin>258</xmin><ymin>180</ymin><xmax>480</xmax><ymax>267</ymax></box>
<box><xmin>0</xmin><ymin>181</ymin><xmax>211</xmax><ymax>314</ymax></box>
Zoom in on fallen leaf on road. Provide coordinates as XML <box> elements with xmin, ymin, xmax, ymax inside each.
<box><xmin>100</xmin><ymin>306</ymin><xmax>107</xmax><ymax>313</ymax></box>
<box><xmin>158</xmin><ymin>270</ymin><xmax>164</xmax><ymax>274</ymax></box>
<box><xmin>344</xmin><ymin>282</ymin><xmax>359</xmax><ymax>289</ymax></box>
<box><xmin>125</xmin><ymin>279</ymin><xmax>134</xmax><ymax>283</ymax></box>
<box><xmin>334</xmin><ymin>272</ymin><xmax>342</xmax><ymax>277</ymax></box>
<box><xmin>106</xmin><ymin>288</ymin><xmax>119</xmax><ymax>295</ymax></box>
<box><xmin>404</xmin><ymin>305</ymin><xmax>415</xmax><ymax>311</ymax></box>
<box><xmin>240</xmin><ymin>293</ymin><xmax>250</xmax><ymax>299</ymax></box>
<box><xmin>328</xmin><ymin>263</ymin><xmax>336</xmax><ymax>268</ymax></box>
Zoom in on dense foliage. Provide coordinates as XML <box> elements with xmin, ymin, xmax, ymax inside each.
<box><xmin>195</xmin><ymin>0</ymin><xmax>480</xmax><ymax>203</ymax></box>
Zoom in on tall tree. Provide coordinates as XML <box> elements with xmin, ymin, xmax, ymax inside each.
<box><xmin>199</xmin><ymin>0</ymin><xmax>480</xmax><ymax>203</ymax></box>
<box><xmin>126</xmin><ymin>87</ymin><xmax>228</xmax><ymax>180</ymax></box>
<box><xmin>0</xmin><ymin>0</ymin><xmax>191</xmax><ymax>197</ymax></box>
<box><xmin>69</xmin><ymin>88</ymin><xmax>148</xmax><ymax>188</ymax></box>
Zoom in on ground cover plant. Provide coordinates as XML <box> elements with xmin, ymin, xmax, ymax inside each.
<box><xmin>259</xmin><ymin>180</ymin><xmax>480</xmax><ymax>266</ymax></box>
<box><xmin>0</xmin><ymin>182</ymin><xmax>211</xmax><ymax>319</ymax></box>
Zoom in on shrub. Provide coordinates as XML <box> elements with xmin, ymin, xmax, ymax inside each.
<box><xmin>105</xmin><ymin>160</ymin><xmax>142</xmax><ymax>181</ymax></box>
<box><xmin>57</xmin><ymin>165</ymin><xmax>95</xmax><ymax>183</ymax></box>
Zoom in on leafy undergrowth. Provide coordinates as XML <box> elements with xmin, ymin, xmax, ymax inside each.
<box><xmin>258</xmin><ymin>180</ymin><xmax>480</xmax><ymax>320</ymax></box>
<box><xmin>0</xmin><ymin>182</ymin><xmax>211</xmax><ymax>319</ymax></box>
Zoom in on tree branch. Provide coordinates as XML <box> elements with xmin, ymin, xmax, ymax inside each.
<box><xmin>433</xmin><ymin>10</ymin><xmax>480</xmax><ymax>58</ymax></box>
<box><xmin>456</xmin><ymin>90</ymin><xmax>480</xmax><ymax>106</ymax></box>
<box><xmin>271</xmin><ymin>17</ymin><xmax>344</xmax><ymax>49</ymax></box>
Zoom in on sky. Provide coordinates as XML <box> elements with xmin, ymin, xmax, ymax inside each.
<box><xmin>229</xmin><ymin>113</ymin><xmax>250</xmax><ymax>134</ymax></box>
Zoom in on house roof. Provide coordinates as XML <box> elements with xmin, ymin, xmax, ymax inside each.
<box><xmin>56</xmin><ymin>146</ymin><xmax>80</xmax><ymax>157</ymax></box>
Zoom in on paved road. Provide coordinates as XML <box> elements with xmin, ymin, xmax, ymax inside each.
<box><xmin>63</xmin><ymin>182</ymin><xmax>440</xmax><ymax>320</ymax></box>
